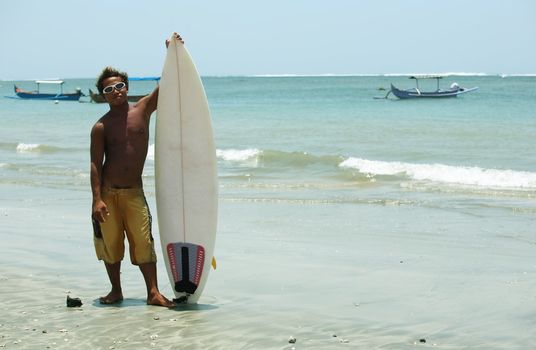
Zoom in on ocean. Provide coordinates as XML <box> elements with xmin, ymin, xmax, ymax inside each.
<box><xmin>1</xmin><ymin>75</ymin><xmax>535</xmax><ymax>349</ymax></box>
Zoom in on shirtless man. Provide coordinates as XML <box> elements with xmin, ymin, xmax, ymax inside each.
<box><xmin>90</xmin><ymin>34</ymin><xmax>182</xmax><ymax>307</ymax></box>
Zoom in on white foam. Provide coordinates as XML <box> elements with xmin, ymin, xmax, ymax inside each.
<box><xmin>340</xmin><ymin>157</ymin><xmax>536</xmax><ymax>189</ymax></box>
<box><xmin>147</xmin><ymin>146</ymin><xmax>260</xmax><ymax>164</ymax></box>
<box><xmin>500</xmin><ymin>73</ymin><xmax>536</xmax><ymax>78</ymax></box>
<box><xmin>16</xmin><ymin>143</ymin><xmax>40</xmax><ymax>153</ymax></box>
<box><xmin>217</xmin><ymin>148</ymin><xmax>260</xmax><ymax>162</ymax></box>
<box><xmin>382</xmin><ymin>72</ymin><xmax>489</xmax><ymax>77</ymax></box>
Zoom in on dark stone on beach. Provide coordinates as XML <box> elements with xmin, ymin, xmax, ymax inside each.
<box><xmin>288</xmin><ymin>336</ymin><xmax>296</xmax><ymax>343</ymax></box>
<box><xmin>66</xmin><ymin>296</ymin><xmax>83</xmax><ymax>307</ymax></box>
<box><xmin>419</xmin><ymin>338</ymin><xmax>426</xmax><ymax>343</ymax></box>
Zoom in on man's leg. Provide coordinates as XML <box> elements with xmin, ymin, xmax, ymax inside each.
<box><xmin>139</xmin><ymin>262</ymin><xmax>175</xmax><ymax>307</ymax></box>
<box><xmin>100</xmin><ymin>261</ymin><xmax>124</xmax><ymax>304</ymax></box>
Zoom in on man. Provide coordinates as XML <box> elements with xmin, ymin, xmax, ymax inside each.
<box><xmin>90</xmin><ymin>34</ymin><xmax>182</xmax><ymax>307</ymax></box>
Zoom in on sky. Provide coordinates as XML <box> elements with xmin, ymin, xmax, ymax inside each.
<box><xmin>1</xmin><ymin>0</ymin><xmax>535</xmax><ymax>80</ymax></box>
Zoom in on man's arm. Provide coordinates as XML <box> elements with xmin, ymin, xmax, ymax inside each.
<box><xmin>139</xmin><ymin>85</ymin><xmax>159</xmax><ymax>119</ymax></box>
<box><xmin>90</xmin><ymin>122</ymin><xmax>108</xmax><ymax>222</ymax></box>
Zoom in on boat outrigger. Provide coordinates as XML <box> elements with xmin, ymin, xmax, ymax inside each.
<box><xmin>13</xmin><ymin>80</ymin><xmax>83</xmax><ymax>101</ymax></box>
<box><xmin>378</xmin><ymin>75</ymin><xmax>478</xmax><ymax>99</ymax></box>
<box><xmin>88</xmin><ymin>76</ymin><xmax>160</xmax><ymax>103</ymax></box>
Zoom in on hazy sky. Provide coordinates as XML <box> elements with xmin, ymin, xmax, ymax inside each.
<box><xmin>1</xmin><ymin>0</ymin><xmax>534</xmax><ymax>80</ymax></box>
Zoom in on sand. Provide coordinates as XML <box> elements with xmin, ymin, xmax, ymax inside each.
<box><xmin>1</xmin><ymin>194</ymin><xmax>535</xmax><ymax>349</ymax></box>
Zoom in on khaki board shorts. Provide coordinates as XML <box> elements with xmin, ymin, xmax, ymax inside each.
<box><xmin>93</xmin><ymin>188</ymin><xmax>157</xmax><ymax>265</ymax></box>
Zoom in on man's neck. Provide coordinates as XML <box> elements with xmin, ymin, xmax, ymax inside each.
<box><xmin>109</xmin><ymin>101</ymin><xmax>130</xmax><ymax>113</ymax></box>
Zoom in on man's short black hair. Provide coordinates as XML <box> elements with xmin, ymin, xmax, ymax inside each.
<box><xmin>96</xmin><ymin>67</ymin><xmax>129</xmax><ymax>96</ymax></box>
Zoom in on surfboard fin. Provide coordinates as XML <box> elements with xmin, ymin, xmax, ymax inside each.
<box><xmin>211</xmin><ymin>257</ymin><xmax>217</xmax><ymax>270</ymax></box>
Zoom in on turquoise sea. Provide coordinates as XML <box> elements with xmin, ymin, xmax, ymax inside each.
<box><xmin>1</xmin><ymin>75</ymin><xmax>535</xmax><ymax>349</ymax></box>
<box><xmin>2</xmin><ymin>76</ymin><xmax>535</xmax><ymax>211</ymax></box>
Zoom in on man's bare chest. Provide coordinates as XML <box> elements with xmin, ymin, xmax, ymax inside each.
<box><xmin>105</xmin><ymin>117</ymin><xmax>149</xmax><ymax>148</ymax></box>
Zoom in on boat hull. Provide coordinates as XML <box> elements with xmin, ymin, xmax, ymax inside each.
<box><xmin>15</xmin><ymin>92</ymin><xmax>82</xmax><ymax>101</ymax></box>
<box><xmin>14</xmin><ymin>85</ymin><xmax>82</xmax><ymax>101</ymax></box>
<box><xmin>390</xmin><ymin>84</ymin><xmax>478</xmax><ymax>99</ymax></box>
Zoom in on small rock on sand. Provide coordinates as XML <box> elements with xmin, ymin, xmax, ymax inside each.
<box><xmin>288</xmin><ymin>336</ymin><xmax>296</xmax><ymax>343</ymax></box>
<box><xmin>66</xmin><ymin>296</ymin><xmax>82</xmax><ymax>307</ymax></box>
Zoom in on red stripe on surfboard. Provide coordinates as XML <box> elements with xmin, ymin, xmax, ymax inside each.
<box><xmin>167</xmin><ymin>243</ymin><xmax>180</xmax><ymax>282</ymax></box>
<box><xmin>193</xmin><ymin>246</ymin><xmax>205</xmax><ymax>285</ymax></box>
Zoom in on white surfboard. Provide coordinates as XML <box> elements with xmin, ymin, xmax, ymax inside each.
<box><xmin>155</xmin><ymin>34</ymin><xmax>218</xmax><ymax>304</ymax></box>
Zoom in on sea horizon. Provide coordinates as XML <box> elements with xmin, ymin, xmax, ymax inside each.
<box><xmin>2</xmin><ymin>72</ymin><xmax>536</xmax><ymax>82</ymax></box>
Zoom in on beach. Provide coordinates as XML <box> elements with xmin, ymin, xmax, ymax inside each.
<box><xmin>1</xmin><ymin>75</ymin><xmax>535</xmax><ymax>349</ymax></box>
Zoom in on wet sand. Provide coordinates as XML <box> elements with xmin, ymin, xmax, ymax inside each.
<box><xmin>1</xmin><ymin>194</ymin><xmax>535</xmax><ymax>349</ymax></box>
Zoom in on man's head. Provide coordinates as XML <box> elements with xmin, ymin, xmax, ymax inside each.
<box><xmin>96</xmin><ymin>67</ymin><xmax>129</xmax><ymax>96</ymax></box>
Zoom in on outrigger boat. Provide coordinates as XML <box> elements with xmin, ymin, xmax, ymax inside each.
<box><xmin>88</xmin><ymin>76</ymin><xmax>160</xmax><ymax>103</ymax></box>
<box><xmin>378</xmin><ymin>75</ymin><xmax>478</xmax><ymax>99</ymax></box>
<box><xmin>13</xmin><ymin>80</ymin><xmax>83</xmax><ymax>101</ymax></box>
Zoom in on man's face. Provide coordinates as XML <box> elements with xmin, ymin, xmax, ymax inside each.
<box><xmin>102</xmin><ymin>76</ymin><xmax>128</xmax><ymax>106</ymax></box>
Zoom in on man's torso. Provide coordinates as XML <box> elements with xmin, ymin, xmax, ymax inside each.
<box><xmin>101</xmin><ymin>104</ymin><xmax>149</xmax><ymax>188</ymax></box>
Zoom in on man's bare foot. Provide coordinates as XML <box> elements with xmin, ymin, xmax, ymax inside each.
<box><xmin>99</xmin><ymin>290</ymin><xmax>123</xmax><ymax>305</ymax></box>
<box><xmin>147</xmin><ymin>292</ymin><xmax>175</xmax><ymax>308</ymax></box>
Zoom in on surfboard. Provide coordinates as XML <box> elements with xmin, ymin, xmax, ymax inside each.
<box><xmin>155</xmin><ymin>34</ymin><xmax>218</xmax><ymax>304</ymax></box>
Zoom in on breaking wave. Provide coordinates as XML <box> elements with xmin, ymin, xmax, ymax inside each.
<box><xmin>340</xmin><ymin>157</ymin><xmax>536</xmax><ymax>190</ymax></box>
<box><xmin>141</xmin><ymin>146</ymin><xmax>536</xmax><ymax>191</ymax></box>
<box><xmin>0</xmin><ymin>142</ymin><xmax>82</xmax><ymax>154</ymax></box>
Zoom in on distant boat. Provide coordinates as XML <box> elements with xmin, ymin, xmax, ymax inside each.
<box><xmin>13</xmin><ymin>80</ymin><xmax>83</xmax><ymax>101</ymax></box>
<box><xmin>89</xmin><ymin>76</ymin><xmax>160</xmax><ymax>103</ymax></box>
<box><xmin>377</xmin><ymin>75</ymin><xmax>478</xmax><ymax>99</ymax></box>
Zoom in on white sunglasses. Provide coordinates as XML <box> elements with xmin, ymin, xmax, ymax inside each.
<box><xmin>103</xmin><ymin>81</ymin><xmax>127</xmax><ymax>94</ymax></box>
